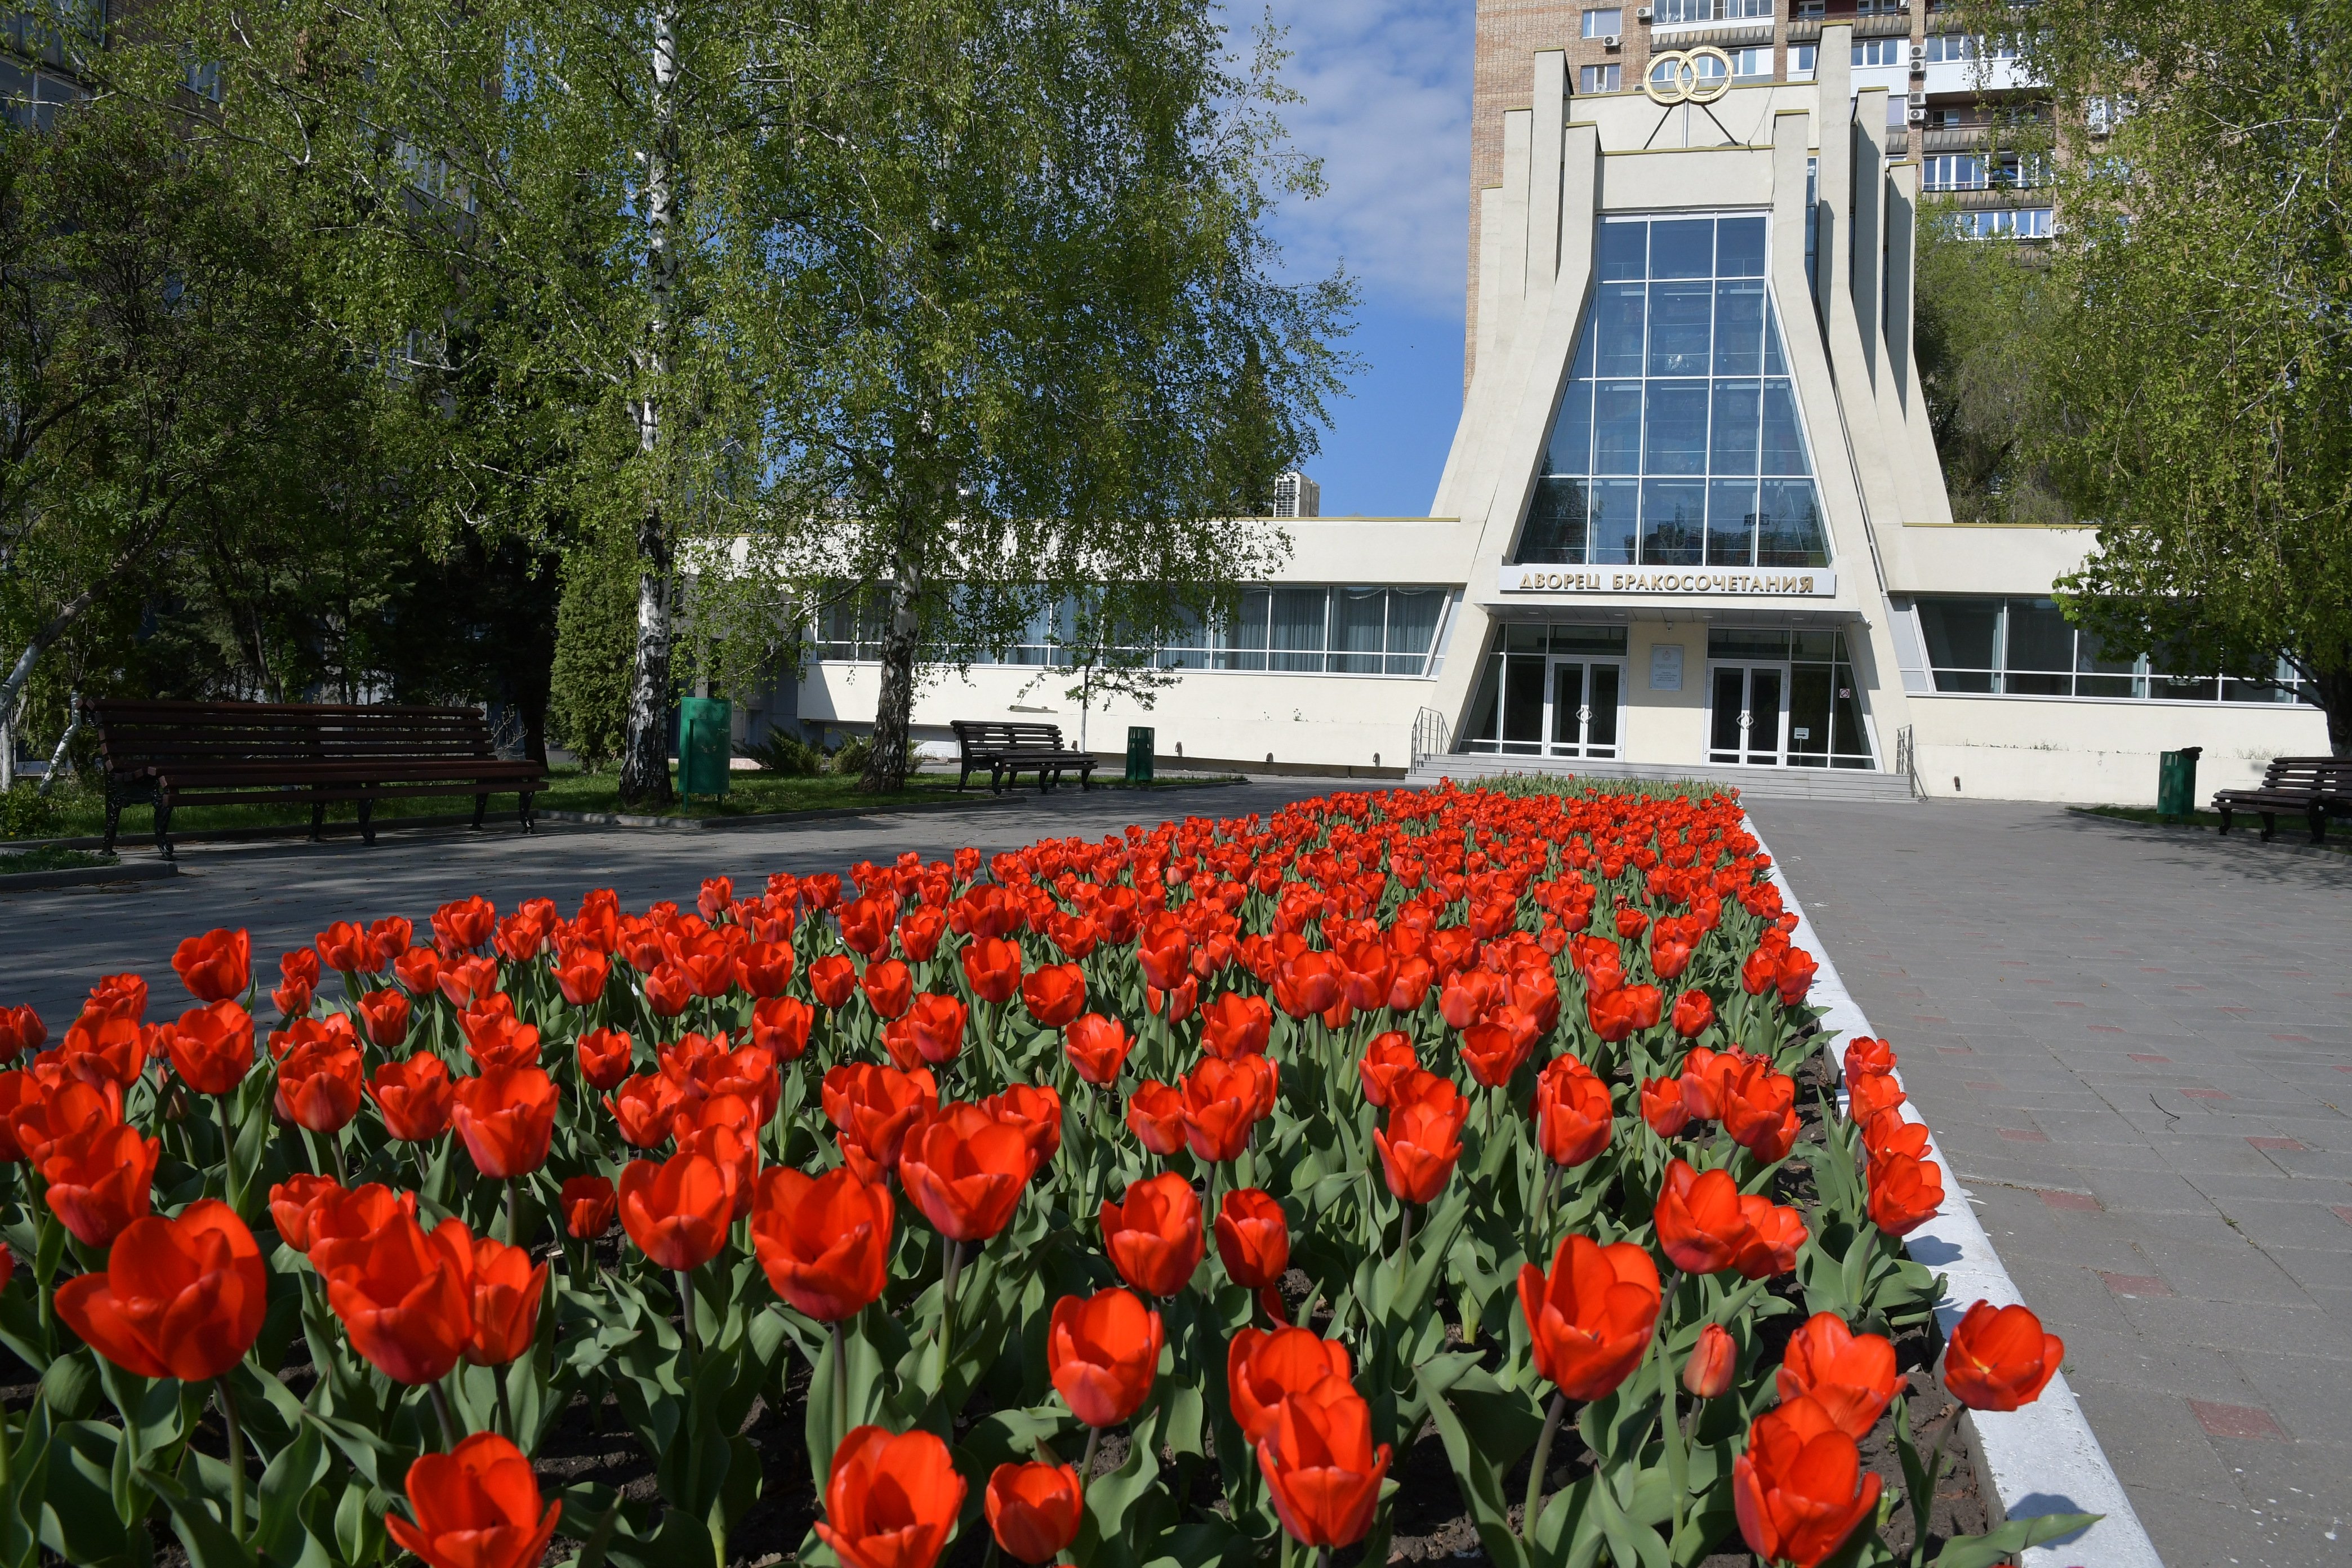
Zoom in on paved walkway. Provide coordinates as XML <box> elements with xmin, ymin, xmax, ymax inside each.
<box><xmin>1749</xmin><ymin>798</ymin><xmax>2352</xmax><ymax>1568</ymax></box>
<box><xmin>0</xmin><ymin>780</ymin><xmax>1335</xmax><ymax>1023</ymax></box>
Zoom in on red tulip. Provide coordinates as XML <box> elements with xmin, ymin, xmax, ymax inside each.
<box><xmin>751</xmin><ymin>1165</ymin><xmax>893</xmax><ymax>1321</ymax></box>
<box><xmin>83</xmin><ymin>971</ymin><xmax>149</xmax><ymax>1022</ymax></box>
<box><xmin>276</xmin><ymin>1037</ymin><xmax>365</xmax><ymax>1133</ymax></box>
<box><xmin>306</xmin><ymin>1183</ymin><xmax>421</xmax><ymax>1274</ymax></box>
<box><xmin>1733</xmin><ymin>1396</ymin><xmax>1882</xmax><ymax>1567</ymax></box>
<box><xmin>981</xmin><ymin>1083</ymin><xmax>1062</xmax><ymax>1173</ymax></box>
<box><xmin>315</xmin><ymin>921</ymin><xmax>378</xmax><ymax>975</ymax></box>
<box><xmin>1654</xmin><ymin>1160</ymin><xmax>1805</xmax><ymax>1279</ymax></box>
<box><xmin>387</xmin><ymin>1431</ymin><xmax>562</xmax><ymax>1568</ymax></box>
<box><xmin>808</xmin><ymin>954</ymin><xmax>858</xmax><ymax>1010</ymax></box>
<box><xmin>1777</xmin><ymin>1312</ymin><xmax>1900</xmax><ymax>1440</ymax></box>
<box><xmin>1357</xmin><ymin>1031</ymin><xmax>1419</xmax><ymax>1107</ymax></box>
<box><xmin>1942</xmin><ymin>1300</ymin><xmax>2064</xmax><ymax>1411</ymax></box>
<box><xmin>1867</xmin><ymin>1150</ymin><xmax>1945</xmax><ymax>1236</ymax></box>
<box><xmin>460</xmin><ymin>1010</ymin><xmax>541</xmax><ymax>1073</ymax></box>
<box><xmin>552</xmin><ymin>946</ymin><xmax>611</xmax><ymax>1008</ymax></box>
<box><xmin>322</xmin><ymin>1214</ymin><xmax>474</xmax><ymax>1384</ymax></box>
<box><xmin>1257</xmin><ymin>1374</ymin><xmax>1391</xmax><ymax>1549</ymax></box>
<box><xmin>460</xmin><ymin>1230</ymin><xmax>547</xmax><ymax>1366</ymax></box>
<box><xmin>1517</xmin><ymin>1233</ymin><xmax>1663</xmax><ymax>1400</ymax></box>
<box><xmin>1740</xmin><ymin>946</ymin><xmax>1779</xmax><ymax>996</ymax></box>
<box><xmin>1678</xmin><ymin>1046</ymin><xmax>1737</xmax><ymax>1122</ymax></box>
<box><xmin>354</xmin><ymin>987</ymin><xmax>411</xmax><ymax>1050</ymax></box>
<box><xmin>1843</xmin><ymin>1036</ymin><xmax>1896</xmax><ymax>1079</ymax></box>
<box><xmin>1226</xmin><ymin>1324</ymin><xmax>1351</xmax><ymax>1441</ymax></box>
<box><xmin>1587</xmin><ymin>982</ymin><xmax>1663</xmax><ymax>1043</ymax></box>
<box><xmin>1722</xmin><ymin>1059</ymin><xmax>1799</xmax><ymax>1163</ymax></box>
<box><xmin>1671</xmin><ymin>988</ymin><xmax>1716</xmax><ymax>1039</ymax></box>
<box><xmin>1100</xmin><ymin>1172</ymin><xmax>1205</xmax><ymax>1299</ymax></box>
<box><xmin>1640</xmin><ymin>1075</ymin><xmax>1691</xmax><ymax>1137</ymax></box>
<box><xmin>898</xmin><ymin>1103</ymin><xmax>1031</xmax><ymax>1243</ymax></box>
<box><xmin>172</xmin><ymin>928</ymin><xmax>251</xmax><ymax>1004</ymax></box>
<box><xmin>1850</xmin><ymin>1071</ymin><xmax>1905</xmax><ymax>1122</ymax></box>
<box><xmin>268</xmin><ymin>1172</ymin><xmax>342</xmax><ymax>1251</ymax></box>
<box><xmin>1387</xmin><ymin>952</ymin><xmax>1436</xmax><ymax>1012</ymax></box>
<box><xmin>562</xmin><ymin>1175</ymin><xmax>617</xmax><ymax>1239</ymax></box>
<box><xmin>1459</xmin><ymin>1010</ymin><xmax>1536</xmax><ymax>1088</ymax></box>
<box><xmin>0</xmin><ymin>1004</ymin><xmax>44</xmax><ymax>1061</ymax></box>
<box><xmin>617</xmin><ymin>1150</ymin><xmax>733</xmax><ymax>1271</ymax></box>
<box><xmin>431</xmin><ymin>896</ymin><xmax>498</xmax><ymax>954</ymax></box>
<box><xmin>1126</xmin><ymin>1080</ymin><xmax>1186</xmax><ymax>1156</ymax></box>
<box><xmin>1214</xmin><ymin>1187</ymin><xmax>1290</xmax><ymax>1290</ymax></box>
<box><xmin>1019</xmin><ymin>963</ymin><xmax>1085</xmax><ymax>1028</ymax></box>
<box><xmin>1271</xmin><ymin>951</ymin><xmax>1342</xmax><ymax>1019</ymax></box>
<box><xmin>674</xmin><ymin>1093</ymin><xmax>761</xmax><ymax>1220</ymax></box>
<box><xmin>751</xmin><ymin>996</ymin><xmax>814</xmax><ymax>1063</ymax></box>
<box><xmin>1775</xmin><ymin>947</ymin><xmax>1819</xmax><ymax>1005</ymax></box>
<box><xmin>1534</xmin><ymin>1054</ymin><xmax>1612</xmax><ymax>1168</ymax></box>
<box><xmin>435</xmin><ymin>955</ymin><xmax>498</xmax><ymax>1010</ymax></box>
<box><xmin>452</xmin><ymin>1067</ymin><xmax>558</xmax><ymax>1178</ymax></box>
<box><xmin>1047</xmin><ymin>1287</ymin><xmax>1162</xmax><ymax>1427</ymax></box>
<box><xmin>1063</xmin><ymin>1014</ymin><xmax>1132</xmax><ymax>1086</ymax></box>
<box><xmin>366</xmin><ymin>1052</ymin><xmax>455</xmax><ymax>1142</ymax></box>
<box><xmin>986</xmin><ymin>1462</ymin><xmax>1081</xmax><ymax>1565</ymax></box>
<box><xmin>741</xmin><ymin>939</ymin><xmax>795</xmax><ymax>998</ymax></box>
<box><xmin>166</xmin><ymin>1001</ymin><xmax>254</xmax><ymax>1097</ymax></box>
<box><xmin>1181</xmin><ymin>1057</ymin><xmax>1261</xmax><ymax>1164</ymax></box>
<box><xmin>1371</xmin><ymin>1072</ymin><xmax>1466</xmax><ymax>1205</ymax></box>
<box><xmin>839</xmin><ymin>896</ymin><xmax>895</xmax><ymax>961</ymax></box>
<box><xmin>822</xmin><ymin>1063</ymin><xmax>937</xmax><ymax>1181</ymax></box>
<box><xmin>901</xmin><ymin>992</ymin><xmax>969</xmax><ymax>1066</ymax></box>
<box><xmin>1861</xmin><ymin>1107</ymin><xmax>1930</xmax><ymax>1165</ymax></box>
<box><xmin>607</xmin><ymin>1072</ymin><xmax>683</xmax><ymax>1149</ymax></box>
<box><xmin>1683</xmin><ymin>1322</ymin><xmax>1736</xmax><ymax>1398</ymax></box>
<box><xmin>575</xmin><ymin>1026</ymin><xmax>635</xmax><ymax>1092</ymax></box>
<box><xmin>641</xmin><ymin>963</ymin><xmax>692</xmax><ymax>1018</ymax></box>
<box><xmin>60</xmin><ymin>1011</ymin><xmax>152</xmax><ymax>1090</ymax></box>
<box><xmin>861</xmin><ymin>958</ymin><xmax>914</xmax><ymax>1021</ymax></box>
<box><xmin>1136</xmin><ymin>920</ymin><xmax>1191</xmax><ymax>992</ymax></box>
<box><xmin>816</xmin><ymin>1424</ymin><xmax>965</xmax><ymax>1568</ymax></box>
<box><xmin>55</xmin><ymin>1199</ymin><xmax>265</xmax><ymax>1381</ymax></box>
<box><xmin>1199</xmin><ymin>992</ymin><xmax>1272</xmax><ymax>1059</ymax></box>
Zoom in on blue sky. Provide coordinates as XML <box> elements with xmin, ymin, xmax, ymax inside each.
<box><xmin>1258</xmin><ymin>1</ymin><xmax>1476</xmax><ymax>518</ymax></box>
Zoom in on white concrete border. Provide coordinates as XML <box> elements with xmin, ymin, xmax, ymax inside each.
<box><xmin>1747</xmin><ymin>817</ymin><xmax>2164</xmax><ymax>1568</ymax></box>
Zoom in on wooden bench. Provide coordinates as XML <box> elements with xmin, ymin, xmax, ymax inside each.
<box><xmin>948</xmin><ymin>720</ymin><xmax>1098</xmax><ymax>794</ymax></box>
<box><xmin>2212</xmin><ymin>755</ymin><xmax>2352</xmax><ymax>844</ymax></box>
<box><xmin>88</xmin><ymin>699</ymin><xmax>547</xmax><ymax>859</ymax></box>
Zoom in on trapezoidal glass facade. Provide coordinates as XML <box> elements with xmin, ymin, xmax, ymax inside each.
<box><xmin>1517</xmin><ymin>213</ymin><xmax>1831</xmax><ymax>572</ymax></box>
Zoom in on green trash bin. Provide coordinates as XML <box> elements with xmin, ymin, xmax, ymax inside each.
<box><xmin>679</xmin><ymin>698</ymin><xmax>732</xmax><ymax>799</ymax></box>
<box><xmin>1125</xmin><ymin>725</ymin><xmax>1154</xmax><ymax>785</ymax></box>
<box><xmin>2156</xmin><ymin>746</ymin><xmax>2202</xmax><ymax>821</ymax></box>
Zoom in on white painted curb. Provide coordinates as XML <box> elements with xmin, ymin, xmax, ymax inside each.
<box><xmin>1748</xmin><ymin>818</ymin><xmax>2164</xmax><ymax>1568</ymax></box>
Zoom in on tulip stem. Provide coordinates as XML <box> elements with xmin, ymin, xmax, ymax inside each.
<box><xmin>1522</xmin><ymin>1391</ymin><xmax>1566</xmax><ymax>1544</ymax></box>
<box><xmin>215</xmin><ymin>1093</ymin><xmax>239</xmax><ymax>1208</ymax></box>
<box><xmin>495</xmin><ymin>1369</ymin><xmax>516</xmax><ymax>1444</ymax></box>
<box><xmin>430</xmin><ymin>1382</ymin><xmax>461</xmax><ymax>1450</ymax></box>
<box><xmin>216</xmin><ymin>1378</ymin><xmax>246</xmax><ymax>1540</ymax></box>
<box><xmin>830</xmin><ymin>1320</ymin><xmax>850</xmax><ymax>1447</ymax></box>
<box><xmin>505</xmin><ymin>1177</ymin><xmax>521</xmax><ymax>1249</ymax></box>
<box><xmin>1397</xmin><ymin>1202</ymin><xmax>1417</xmax><ymax>1260</ymax></box>
<box><xmin>676</xmin><ymin>1269</ymin><xmax>699</xmax><ymax>1373</ymax></box>
<box><xmin>1079</xmin><ymin>1424</ymin><xmax>1101</xmax><ymax>1491</ymax></box>
<box><xmin>1908</xmin><ymin>1409</ymin><xmax>1959</xmax><ymax>1566</ymax></box>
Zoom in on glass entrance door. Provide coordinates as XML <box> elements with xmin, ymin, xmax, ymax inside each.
<box><xmin>1708</xmin><ymin>663</ymin><xmax>1788</xmax><ymax>765</ymax></box>
<box><xmin>1547</xmin><ymin>660</ymin><xmax>1623</xmax><ymax>758</ymax></box>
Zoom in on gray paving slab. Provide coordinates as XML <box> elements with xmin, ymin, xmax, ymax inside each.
<box><xmin>1750</xmin><ymin>797</ymin><xmax>2352</xmax><ymax>1566</ymax></box>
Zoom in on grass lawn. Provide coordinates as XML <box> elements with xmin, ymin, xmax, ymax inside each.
<box><xmin>5</xmin><ymin>765</ymin><xmax>1243</xmax><ymax>843</ymax></box>
<box><xmin>0</xmin><ymin>844</ymin><xmax>121</xmax><ymax>874</ymax></box>
<box><xmin>2072</xmin><ymin>803</ymin><xmax>2351</xmax><ymax>854</ymax></box>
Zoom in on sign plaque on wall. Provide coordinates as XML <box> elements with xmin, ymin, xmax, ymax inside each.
<box><xmin>1650</xmin><ymin>644</ymin><xmax>1684</xmax><ymax>692</ymax></box>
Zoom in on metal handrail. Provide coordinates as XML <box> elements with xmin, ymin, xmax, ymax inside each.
<box><xmin>1411</xmin><ymin>708</ymin><xmax>1451</xmax><ymax>768</ymax></box>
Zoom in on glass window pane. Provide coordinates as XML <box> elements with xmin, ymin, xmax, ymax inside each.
<box><xmin>2004</xmin><ymin>598</ymin><xmax>2074</xmax><ymax>672</ymax></box>
<box><xmin>1793</xmin><ymin>629</ymin><xmax>1837</xmax><ymax>661</ymax></box>
<box><xmin>1759</xmin><ymin>380</ymin><xmax>1810</xmax><ymax>474</ymax></box>
<box><xmin>1501</xmin><ymin>655</ymin><xmax>1545</xmax><ymax>751</ymax></box>
<box><xmin>1268</xmin><ymin>588</ymin><xmax>1328</xmax><ymax>672</ymax></box>
<box><xmin>1640</xmin><ymin>479</ymin><xmax>1705</xmax><ymax>565</ymax></box>
<box><xmin>1330</xmin><ymin>589</ymin><xmax>1386</xmax><ymax>673</ymax></box>
<box><xmin>1708</xmin><ymin>380</ymin><xmax>1761</xmax><ymax>473</ymax></box>
<box><xmin>1545</xmin><ymin>380</ymin><xmax>1593</xmax><ymax>474</ymax></box>
<box><xmin>1757</xmin><ymin>479</ymin><xmax>1828</xmax><ymax>566</ymax></box>
<box><xmin>1713</xmin><ymin>280</ymin><xmax>1765</xmax><ymax>375</ymax></box>
<box><xmin>1589</xmin><ymin>479</ymin><xmax>1640</xmax><ymax>564</ymax></box>
<box><xmin>1650</xmin><ymin>217</ymin><xmax>1713</xmax><ymax>278</ymax></box>
<box><xmin>1917</xmin><ymin>600</ymin><xmax>1997</xmax><ymax>675</ymax></box>
<box><xmin>1223</xmin><ymin>587</ymin><xmax>1271</xmax><ymax>670</ymax></box>
<box><xmin>1709</xmin><ymin>629</ymin><xmax>1790</xmax><ymax>659</ymax></box>
<box><xmin>1763</xmin><ymin>297</ymin><xmax>1788</xmax><ymax>374</ymax></box>
<box><xmin>1464</xmin><ymin>654</ymin><xmax>1503</xmax><ymax>746</ymax></box>
<box><xmin>1593</xmin><ymin>381</ymin><xmax>1643</xmax><ymax>471</ymax></box>
<box><xmin>1597</xmin><ymin>221</ymin><xmax>1647</xmax><ymax>281</ymax></box>
<box><xmin>1716</xmin><ymin>215</ymin><xmax>1767</xmax><ymax>276</ymax></box>
<box><xmin>1830</xmin><ymin>672</ymin><xmax>1870</xmax><ymax>758</ymax></box>
<box><xmin>1386</xmin><ymin>591</ymin><xmax>1442</xmax><ymax>674</ymax></box>
<box><xmin>1707</xmin><ymin>479</ymin><xmax>1757</xmax><ymax>564</ymax></box>
<box><xmin>1647</xmin><ymin>282</ymin><xmax>1713</xmax><ymax>376</ymax></box>
<box><xmin>1551</xmin><ymin>663</ymin><xmax>1583</xmax><ymax>748</ymax></box>
<box><xmin>1550</xmin><ymin>625</ymin><xmax>1628</xmax><ymax>654</ymax></box>
<box><xmin>1519</xmin><ymin>477</ymin><xmax>1589</xmax><ymax>564</ymax></box>
<box><xmin>1643</xmin><ymin>382</ymin><xmax>1709</xmax><ymax>475</ymax></box>
<box><xmin>1594</xmin><ymin>283</ymin><xmax>1647</xmax><ymax>376</ymax></box>
<box><xmin>1588</xmin><ymin>663</ymin><xmax>1620</xmax><ymax>749</ymax></box>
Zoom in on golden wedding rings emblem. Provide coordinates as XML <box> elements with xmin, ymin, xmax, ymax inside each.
<box><xmin>1643</xmin><ymin>47</ymin><xmax>1734</xmax><ymax>105</ymax></box>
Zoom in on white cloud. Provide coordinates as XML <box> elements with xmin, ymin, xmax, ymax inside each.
<box><xmin>1247</xmin><ymin>0</ymin><xmax>1474</xmax><ymax>319</ymax></box>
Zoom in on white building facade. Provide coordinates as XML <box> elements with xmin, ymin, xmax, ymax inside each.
<box><xmin>788</xmin><ymin>25</ymin><xmax>2324</xmax><ymax>804</ymax></box>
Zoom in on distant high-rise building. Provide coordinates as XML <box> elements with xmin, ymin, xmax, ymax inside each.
<box><xmin>1271</xmin><ymin>471</ymin><xmax>1320</xmax><ymax>519</ymax></box>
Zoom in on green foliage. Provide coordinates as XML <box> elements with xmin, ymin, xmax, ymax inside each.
<box><xmin>1965</xmin><ymin>0</ymin><xmax>2352</xmax><ymax>746</ymax></box>
<box><xmin>0</xmin><ymin>784</ymin><xmax>62</xmax><ymax>841</ymax></box>
<box><xmin>549</xmin><ymin>532</ymin><xmax>642</xmax><ymax>770</ymax></box>
<box><xmin>1911</xmin><ymin>219</ymin><xmax>2068</xmax><ymax>527</ymax></box>
<box><xmin>736</xmin><ymin>729</ymin><xmax>826</xmax><ymax>777</ymax></box>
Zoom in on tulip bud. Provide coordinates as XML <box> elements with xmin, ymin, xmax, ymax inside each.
<box><xmin>1682</xmin><ymin>1323</ymin><xmax>1736</xmax><ymax>1398</ymax></box>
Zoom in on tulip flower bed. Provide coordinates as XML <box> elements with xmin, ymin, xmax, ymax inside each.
<box><xmin>0</xmin><ymin>779</ymin><xmax>2095</xmax><ymax>1568</ymax></box>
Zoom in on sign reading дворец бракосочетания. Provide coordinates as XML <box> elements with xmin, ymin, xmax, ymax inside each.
<box><xmin>1498</xmin><ymin>566</ymin><xmax>1838</xmax><ymax>597</ymax></box>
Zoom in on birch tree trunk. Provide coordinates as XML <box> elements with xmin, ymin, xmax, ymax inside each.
<box><xmin>862</xmin><ymin>539</ymin><xmax>920</xmax><ymax>792</ymax></box>
<box><xmin>617</xmin><ymin>0</ymin><xmax>683</xmax><ymax>808</ymax></box>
